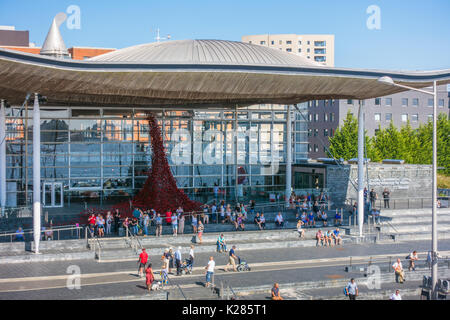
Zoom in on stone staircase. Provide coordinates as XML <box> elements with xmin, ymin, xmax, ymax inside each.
<box><xmin>347</xmin><ymin>208</ymin><xmax>450</xmax><ymax>242</ymax></box>
<box><xmin>90</xmin><ymin>226</ymin><xmax>351</xmax><ymax>262</ymax></box>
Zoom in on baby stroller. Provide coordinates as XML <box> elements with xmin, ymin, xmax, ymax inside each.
<box><xmin>236</xmin><ymin>256</ymin><xmax>251</xmax><ymax>272</ymax></box>
<box><xmin>180</xmin><ymin>258</ymin><xmax>193</xmax><ymax>275</ymax></box>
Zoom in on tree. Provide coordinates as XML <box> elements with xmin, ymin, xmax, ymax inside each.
<box><xmin>328</xmin><ymin>112</ymin><xmax>379</xmax><ymax>161</ymax></box>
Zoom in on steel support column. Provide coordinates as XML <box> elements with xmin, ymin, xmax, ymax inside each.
<box><xmin>33</xmin><ymin>93</ymin><xmax>41</xmax><ymax>253</ymax></box>
<box><xmin>357</xmin><ymin>100</ymin><xmax>365</xmax><ymax>237</ymax></box>
<box><xmin>286</xmin><ymin>105</ymin><xmax>292</xmax><ymax>206</ymax></box>
<box><xmin>0</xmin><ymin>99</ymin><xmax>6</xmax><ymax>211</ymax></box>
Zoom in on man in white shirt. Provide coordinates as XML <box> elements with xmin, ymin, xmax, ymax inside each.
<box><xmin>275</xmin><ymin>212</ymin><xmax>284</xmax><ymax>228</ymax></box>
<box><xmin>392</xmin><ymin>258</ymin><xmax>405</xmax><ymax>283</ymax></box>
<box><xmin>390</xmin><ymin>289</ymin><xmax>402</xmax><ymax>300</ymax></box>
<box><xmin>408</xmin><ymin>251</ymin><xmax>419</xmax><ymax>271</ymax></box>
<box><xmin>205</xmin><ymin>256</ymin><xmax>215</xmax><ymax>288</ymax></box>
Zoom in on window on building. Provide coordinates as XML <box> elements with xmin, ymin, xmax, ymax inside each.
<box><xmin>271</xmin><ymin>40</ymin><xmax>274</xmax><ymax>45</ymax></box>
<box><xmin>314</xmin><ymin>144</ymin><xmax>319</xmax><ymax>152</ymax></box>
<box><xmin>308</xmin><ymin>129</ymin><xmax>312</xmax><ymax>137</ymax></box>
<box><xmin>298</xmin><ymin>40</ymin><xmax>302</xmax><ymax>45</ymax></box>
<box><xmin>248</xmin><ymin>41</ymin><xmax>252</xmax><ymax>44</ymax></box>
<box><xmin>314</xmin><ymin>48</ymin><xmax>326</xmax><ymax>54</ymax></box>
<box><xmin>308</xmin><ymin>113</ymin><xmax>313</xmax><ymax>122</ymax></box>
<box><xmin>308</xmin><ymin>144</ymin><xmax>312</xmax><ymax>152</ymax></box>
<box><xmin>401</xmin><ymin>114</ymin><xmax>408</xmax><ymax>122</ymax></box>
<box><xmin>374</xmin><ymin>113</ymin><xmax>381</xmax><ymax>121</ymax></box>
<box><xmin>330</xmin><ymin>113</ymin><xmax>335</xmax><ymax>122</ymax></box>
<box><xmin>330</xmin><ymin>128</ymin><xmax>334</xmax><ymax>137</ymax></box>
<box><xmin>427</xmin><ymin>114</ymin><xmax>433</xmax><ymax>122</ymax></box>
<box><xmin>402</xmin><ymin>98</ymin><xmax>408</xmax><ymax>106</ymax></box>
<box><xmin>385</xmin><ymin>113</ymin><xmax>392</xmax><ymax>121</ymax></box>
<box><xmin>411</xmin><ymin>114</ymin><xmax>419</xmax><ymax>122</ymax></box>
<box><xmin>260</xmin><ymin>41</ymin><xmax>266</xmax><ymax>45</ymax></box>
<box><xmin>314</xmin><ymin>114</ymin><xmax>319</xmax><ymax>122</ymax></box>
<box><xmin>439</xmin><ymin>99</ymin><xmax>444</xmax><ymax>107</ymax></box>
<box><xmin>428</xmin><ymin>98</ymin><xmax>433</xmax><ymax>107</ymax></box>
<box><xmin>324</xmin><ymin>113</ymin><xmax>328</xmax><ymax>122</ymax></box>
<box><xmin>286</xmin><ymin>48</ymin><xmax>292</xmax><ymax>52</ymax></box>
<box><xmin>324</xmin><ymin>129</ymin><xmax>329</xmax><ymax>136</ymax></box>
<box><xmin>347</xmin><ymin>99</ymin><xmax>353</xmax><ymax>105</ymax></box>
<box><xmin>307</xmin><ymin>41</ymin><xmax>310</xmax><ymax>45</ymax></box>
<box><xmin>286</xmin><ymin>40</ymin><xmax>292</xmax><ymax>45</ymax></box>
<box><xmin>375</xmin><ymin>98</ymin><xmax>381</xmax><ymax>105</ymax></box>
<box><xmin>298</xmin><ymin>48</ymin><xmax>302</xmax><ymax>53</ymax></box>
<box><xmin>412</xmin><ymin>98</ymin><xmax>419</xmax><ymax>107</ymax></box>
<box><xmin>314</xmin><ymin>41</ymin><xmax>326</xmax><ymax>47</ymax></box>
<box><xmin>314</xmin><ymin>56</ymin><xmax>326</xmax><ymax>62</ymax></box>
<box><xmin>385</xmin><ymin>98</ymin><xmax>392</xmax><ymax>106</ymax></box>
<box><xmin>307</xmin><ymin>56</ymin><xmax>310</xmax><ymax>59</ymax></box>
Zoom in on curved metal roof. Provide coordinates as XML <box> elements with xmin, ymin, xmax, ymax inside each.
<box><xmin>89</xmin><ymin>39</ymin><xmax>321</xmax><ymax>67</ymax></box>
<box><xmin>0</xmin><ymin>41</ymin><xmax>449</xmax><ymax>108</ymax></box>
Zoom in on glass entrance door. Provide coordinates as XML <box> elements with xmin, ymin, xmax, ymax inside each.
<box><xmin>43</xmin><ymin>182</ymin><xmax>64</xmax><ymax>208</ymax></box>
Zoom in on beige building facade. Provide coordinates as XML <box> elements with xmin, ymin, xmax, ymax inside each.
<box><xmin>242</xmin><ymin>34</ymin><xmax>335</xmax><ymax>66</ymax></box>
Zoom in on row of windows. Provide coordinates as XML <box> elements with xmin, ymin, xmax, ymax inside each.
<box><xmin>373</xmin><ymin>113</ymin><xmax>434</xmax><ymax>122</ymax></box>
<box><xmin>308</xmin><ymin>144</ymin><xmax>329</xmax><ymax>153</ymax></box>
<box><xmin>308</xmin><ymin>113</ymin><xmax>336</xmax><ymax>122</ymax></box>
<box><xmin>350</xmin><ymin>98</ymin><xmax>447</xmax><ymax>107</ymax></box>
<box><xmin>250</xmin><ymin>40</ymin><xmax>327</xmax><ymax>47</ymax></box>
<box><xmin>308</xmin><ymin>128</ymin><xmax>335</xmax><ymax>137</ymax></box>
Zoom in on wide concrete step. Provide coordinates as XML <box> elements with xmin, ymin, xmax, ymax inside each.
<box><xmin>381</xmin><ymin>208</ymin><xmax>450</xmax><ymax>218</ymax></box>
<box><xmin>377</xmin><ymin>223</ymin><xmax>450</xmax><ymax>234</ymax></box>
<box><xmin>380</xmin><ymin>215</ymin><xmax>450</xmax><ymax>225</ymax></box>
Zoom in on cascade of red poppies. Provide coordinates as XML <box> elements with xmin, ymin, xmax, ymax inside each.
<box><xmin>130</xmin><ymin>113</ymin><xmax>201</xmax><ymax>214</ymax></box>
<box><xmin>79</xmin><ymin>112</ymin><xmax>201</xmax><ymax>222</ymax></box>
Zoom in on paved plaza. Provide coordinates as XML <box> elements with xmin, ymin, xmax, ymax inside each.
<box><xmin>0</xmin><ymin>239</ymin><xmax>448</xmax><ymax>300</ymax></box>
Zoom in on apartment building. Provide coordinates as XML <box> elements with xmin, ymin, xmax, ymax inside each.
<box><xmin>242</xmin><ymin>34</ymin><xmax>335</xmax><ymax>66</ymax></box>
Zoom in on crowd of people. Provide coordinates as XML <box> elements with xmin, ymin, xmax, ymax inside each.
<box><xmin>82</xmin><ymin>191</ymin><xmax>344</xmax><ymax>241</ymax></box>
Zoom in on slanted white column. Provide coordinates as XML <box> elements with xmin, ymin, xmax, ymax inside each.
<box><xmin>357</xmin><ymin>100</ymin><xmax>365</xmax><ymax>237</ymax></box>
<box><xmin>33</xmin><ymin>93</ymin><xmax>41</xmax><ymax>253</ymax></box>
<box><xmin>0</xmin><ymin>99</ymin><xmax>6</xmax><ymax>211</ymax></box>
<box><xmin>285</xmin><ymin>105</ymin><xmax>292</xmax><ymax>206</ymax></box>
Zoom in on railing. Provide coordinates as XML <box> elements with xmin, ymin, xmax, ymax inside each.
<box><xmin>346</xmin><ymin>196</ymin><xmax>449</xmax><ymax>211</ymax></box>
<box><xmin>86</xmin><ymin>227</ymin><xmax>103</xmax><ymax>260</ymax></box>
<box><xmin>128</xmin><ymin>228</ymin><xmax>143</xmax><ymax>253</ymax></box>
<box><xmin>220</xmin><ymin>280</ymin><xmax>239</xmax><ymax>300</ymax></box>
<box><xmin>0</xmin><ymin>225</ymin><xmax>84</xmax><ymax>243</ymax></box>
<box><xmin>166</xmin><ymin>275</ymin><xmax>187</xmax><ymax>300</ymax></box>
<box><xmin>0</xmin><ymin>206</ymin><xmax>33</xmax><ymax>219</ymax></box>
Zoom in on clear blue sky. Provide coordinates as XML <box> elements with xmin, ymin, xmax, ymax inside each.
<box><xmin>1</xmin><ymin>0</ymin><xmax>449</xmax><ymax>70</ymax></box>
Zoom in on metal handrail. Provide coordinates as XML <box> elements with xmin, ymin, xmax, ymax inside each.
<box><xmin>166</xmin><ymin>275</ymin><xmax>187</xmax><ymax>300</ymax></box>
<box><xmin>221</xmin><ymin>280</ymin><xmax>239</xmax><ymax>300</ymax></box>
<box><xmin>86</xmin><ymin>226</ymin><xmax>103</xmax><ymax>260</ymax></box>
<box><xmin>0</xmin><ymin>225</ymin><xmax>83</xmax><ymax>242</ymax></box>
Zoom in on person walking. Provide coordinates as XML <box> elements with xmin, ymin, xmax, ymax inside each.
<box><xmin>197</xmin><ymin>220</ymin><xmax>204</xmax><ymax>244</ymax></box>
<box><xmin>171</xmin><ymin>212</ymin><xmax>178</xmax><ymax>236</ymax></box>
<box><xmin>408</xmin><ymin>251</ymin><xmax>419</xmax><ymax>271</ymax></box>
<box><xmin>145</xmin><ymin>263</ymin><xmax>155</xmax><ymax>292</ymax></box>
<box><xmin>205</xmin><ymin>256</ymin><xmax>215</xmax><ymax>288</ymax></box>
<box><xmin>191</xmin><ymin>214</ymin><xmax>198</xmax><ymax>233</ymax></box>
<box><xmin>392</xmin><ymin>258</ymin><xmax>405</xmax><ymax>283</ymax></box>
<box><xmin>106</xmin><ymin>211</ymin><xmax>112</xmax><ymax>235</ymax></box>
<box><xmin>345</xmin><ymin>278</ymin><xmax>359</xmax><ymax>300</ymax></box>
<box><xmin>143</xmin><ymin>213</ymin><xmax>150</xmax><ymax>237</ymax></box>
<box><xmin>137</xmin><ymin>248</ymin><xmax>148</xmax><ymax>278</ymax></box>
<box><xmin>178</xmin><ymin>213</ymin><xmax>185</xmax><ymax>235</ymax></box>
<box><xmin>225</xmin><ymin>245</ymin><xmax>238</xmax><ymax>272</ymax></box>
<box><xmin>114</xmin><ymin>209</ymin><xmax>121</xmax><ymax>234</ymax></box>
<box><xmin>382</xmin><ymin>188</ymin><xmax>390</xmax><ymax>209</ymax></box>
<box><xmin>175</xmin><ymin>246</ymin><xmax>182</xmax><ymax>276</ymax></box>
<box><xmin>155</xmin><ymin>213</ymin><xmax>163</xmax><ymax>237</ymax></box>
<box><xmin>189</xmin><ymin>245</ymin><xmax>195</xmax><ymax>272</ymax></box>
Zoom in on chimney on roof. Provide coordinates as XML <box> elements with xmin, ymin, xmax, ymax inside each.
<box><xmin>40</xmin><ymin>13</ymin><xmax>69</xmax><ymax>58</ymax></box>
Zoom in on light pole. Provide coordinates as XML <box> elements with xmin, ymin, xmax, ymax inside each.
<box><xmin>378</xmin><ymin>76</ymin><xmax>439</xmax><ymax>299</ymax></box>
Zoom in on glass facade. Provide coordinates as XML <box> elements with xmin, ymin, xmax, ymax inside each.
<box><xmin>4</xmin><ymin>104</ymin><xmax>308</xmax><ymax>208</ymax></box>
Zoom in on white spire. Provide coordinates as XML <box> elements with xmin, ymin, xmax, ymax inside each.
<box><xmin>40</xmin><ymin>13</ymin><xmax>69</xmax><ymax>58</ymax></box>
